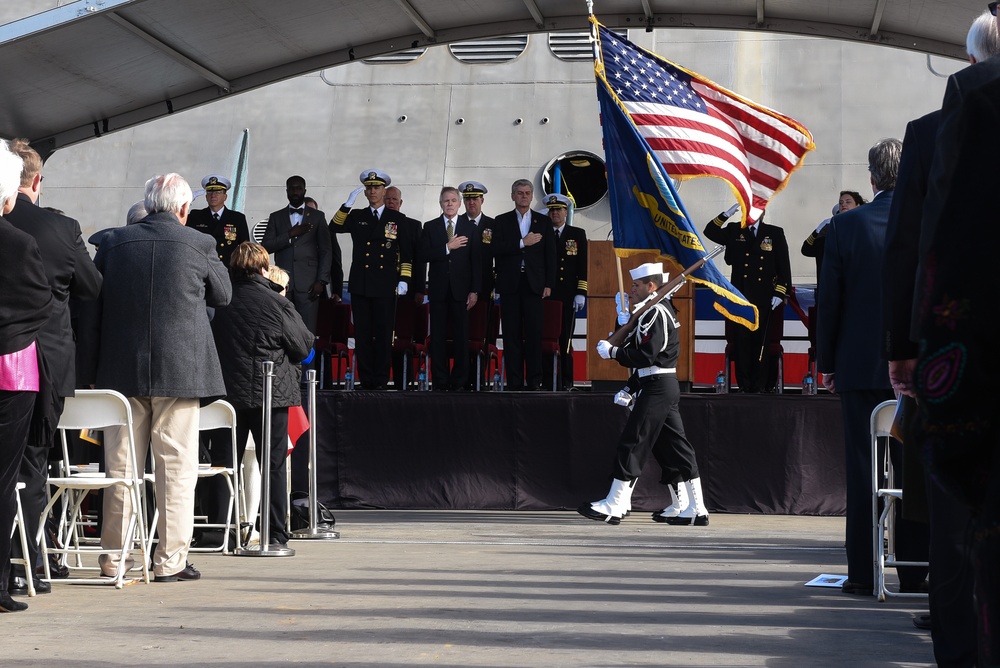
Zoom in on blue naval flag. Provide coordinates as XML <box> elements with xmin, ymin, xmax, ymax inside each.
<box><xmin>597</xmin><ymin>76</ymin><xmax>759</xmax><ymax>330</ymax></box>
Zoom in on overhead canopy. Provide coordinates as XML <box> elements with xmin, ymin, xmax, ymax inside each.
<box><xmin>0</xmin><ymin>0</ymin><xmax>982</xmax><ymax>155</ymax></box>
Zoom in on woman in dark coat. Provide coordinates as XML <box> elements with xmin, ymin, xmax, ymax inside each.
<box><xmin>0</xmin><ymin>141</ymin><xmax>53</xmax><ymax>612</ymax></box>
<box><xmin>211</xmin><ymin>242</ymin><xmax>314</xmax><ymax>547</ymax></box>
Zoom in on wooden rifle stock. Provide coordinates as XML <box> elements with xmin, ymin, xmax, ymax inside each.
<box><xmin>606</xmin><ymin>246</ymin><xmax>725</xmax><ymax>348</ymax></box>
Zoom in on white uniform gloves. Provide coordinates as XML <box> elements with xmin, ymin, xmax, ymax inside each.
<box><xmin>343</xmin><ymin>186</ymin><xmax>365</xmax><ymax>208</ymax></box>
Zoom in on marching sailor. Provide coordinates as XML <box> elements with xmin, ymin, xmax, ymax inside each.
<box><xmin>578</xmin><ymin>261</ymin><xmax>708</xmax><ymax>526</ymax></box>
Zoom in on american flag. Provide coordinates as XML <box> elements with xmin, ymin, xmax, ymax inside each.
<box><xmin>595</xmin><ymin>22</ymin><xmax>814</xmax><ymax>224</ymax></box>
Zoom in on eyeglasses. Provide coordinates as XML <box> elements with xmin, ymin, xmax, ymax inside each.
<box><xmin>991</xmin><ymin>2</ymin><xmax>998</xmax><ymax>16</ymax></box>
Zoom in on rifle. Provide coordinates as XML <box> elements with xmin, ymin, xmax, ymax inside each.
<box><xmin>607</xmin><ymin>246</ymin><xmax>724</xmax><ymax>348</ymax></box>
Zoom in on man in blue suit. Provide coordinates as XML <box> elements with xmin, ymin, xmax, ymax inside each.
<box><xmin>817</xmin><ymin>138</ymin><xmax>901</xmax><ymax>596</ymax></box>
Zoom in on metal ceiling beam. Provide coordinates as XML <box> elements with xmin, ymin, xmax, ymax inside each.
<box><xmin>393</xmin><ymin>0</ymin><xmax>436</xmax><ymax>40</ymax></box>
<box><xmin>640</xmin><ymin>0</ymin><xmax>654</xmax><ymax>31</ymax></box>
<box><xmin>103</xmin><ymin>11</ymin><xmax>231</xmax><ymax>91</ymax></box>
<box><xmin>870</xmin><ymin>0</ymin><xmax>888</xmax><ymax>36</ymax></box>
<box><xmin>522</xmin><ymin>0</ymin><xmax>546</xmax><ymax>29</ymax></box>
<box><xmin>756</xmin><ymin>0</ymin><xmax>765</xmax><ymax>26</ymax></box>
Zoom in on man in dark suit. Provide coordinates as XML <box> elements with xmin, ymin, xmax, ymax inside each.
<box><xmin>884</xmin><ymin>10</ymin><xmax>999</xmax><ymax>661</ymax></box>
<box><xmin>5</xmin><ymin>139</ymin><xmax>102</xmax><ymax>596</ymax></box>
<box><xmin>302</xmin><ymin>197</ymin><xmax>344</xmax><ymax>302</ymax></box>
<box><xmin>96</xmin><ymin>173</ymin><xmax>231</xmax><ymax>582</ymax></box>
<box><xmin>386</xmin><ymin>186</ymin><xmax>425</xmax><ymax>390</ymax></box>
<box><xmin>544</xmin><ymin>193</ymin><xmax>587</xmax><ymax>391</ymax></box>
<box><xmin>187</xmin><ymin>174</ymin><xmax>250</xmax><ymax>268</ymax></box>
<box><xmin>330</xmin><ymin>169</ymin><xmax>413</xmax><ymax>390</ymax></box>
<box><xmin>817</xmin><ymin>138</ymin><xmax>901</xmax><ymax>596</ymax></box>
<box><xmin>262</xmin><ymin>175</ymin><xmax>332</xmax><ymax>334</ymax></box>
<box><xmin>703</xmin><ymin>207</ymin><xmax>791</xmax><ymax>392</ymax></box>
<box><xmin>419</xmin><ymin>187</ymin><xmax>481</xmax><ymax>391</ymax></box>
<box><xmin>492</xmin><ymin>179</ymin><xmax>556</xmax><ymax>391</ymax></box>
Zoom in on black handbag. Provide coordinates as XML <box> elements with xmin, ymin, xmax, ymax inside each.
<box><xmin>289</xmin><ymin>491</ymin><xmax>336</xmax><ymax>531</ymax></box>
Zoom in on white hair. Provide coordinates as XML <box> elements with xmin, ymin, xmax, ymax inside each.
<box><xmin>144</xmin><ymin>173</ymin><xmax>192</xmax><ymax>215</ymax></box>
<box><xmin>0</xmin><ymin>139</ymin><xmax>24</xmax><ymax>207</ymax></box>
<box><xmin>967</xmin><ymin>10</ymin><xmax>1000</xmax><ymax>61</ymax></box>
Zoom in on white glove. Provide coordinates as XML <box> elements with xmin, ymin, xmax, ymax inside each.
<box><xmin>397</xmin><ymin>281</ymin><xmax>408</xmax><ymax>296</ymax></box>
<box><xmin>816</xmin><ymin>217</ymin><xmax>831</xmax><ymax>233</ymax></box>
<box><xmin>771</xmin><ymin>296</ymin><xmax>782</xmax><ymax>310</ymax></box>
<box><xmin>613</xmin><ymin>389</ymin><xmax>634</xmax><ymax>407</ymax></box>
<box><xmin>597</xmin><ymin>340</ymin><xmax>615</xmax><ymax>360</ymax></box>
<box><xmin>344</xmin><ymin>186</ymin><xmax>365</xmax><ymax>208</ymax></box>
<box><xmin>573</xmin><ymin>295</ymin><xmax>585</xmax><ymax>312</ymax></box>
<box><xmin>615</xmin><ymin>292</ymin><xmax>630</xmax><ymax>325</ymax></box>
<box><xmin>725</xmin><ymin>203</ymin><xmax>740</xmax><ymax>218</ymax></box>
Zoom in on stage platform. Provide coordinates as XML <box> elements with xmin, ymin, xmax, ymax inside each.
<box><xmin>300</xmin><ymin>392</ymin><xmax>846</xmax><ymax>516</ymax></box>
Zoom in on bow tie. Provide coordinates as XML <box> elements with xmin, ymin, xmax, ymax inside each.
<box><xmin>290</xmin><ymin>207</ymin><xmax>304</xmax><ymax>215</ymax></box>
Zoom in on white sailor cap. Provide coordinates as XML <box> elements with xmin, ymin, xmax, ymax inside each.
<box><xmin>629</xmin><ymin>262</ymin><xmax>664</xmax><ymax>281</ymax></box>
<box><xmin>360</xmin><ymin>169</ymin><xmax>390</xmax><ymax>187</ymax></box>
<box><xmin>542</xmin><ymin>193</ymin><xmax>571</xmax><ymax>209</ymax></box>
<box><xmin>458</xmin><ymin>181</ymin><xmax>487</xmax><ymax>198</ymax></box>
<box><xmin>202</xmin><ymin>174</ymin><xmax>231</xmax><ymax>192</ymax></box>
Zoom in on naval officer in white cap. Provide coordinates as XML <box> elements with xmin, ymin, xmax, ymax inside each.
<box><xmin>578</xmin><ymin>261</ymin><xmax>708</xmax><ymax>526</ymax></box>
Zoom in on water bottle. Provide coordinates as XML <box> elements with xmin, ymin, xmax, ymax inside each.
<box><xmin>418</xmin><ymin>368</ymin><xmax>428</xmax><ymax>392</ymax></box>
<box><xmin>343</xmin><ymin>370</ymin><xmax>353</xmax><ymax>391</ymax></box>
<box><xmin>802</xmin><ymin>372</ymin><xmax>815</xmax><ymax>395</ymax></box>
<box><xmin>714</xmin><ymin>371</ymin><xmax>726</xmax><ymax>393</ymax></box>
<box><xmin>493</xmin><ymin>370</ymin><xmax>502</xmax><ymax>391</ymax></box>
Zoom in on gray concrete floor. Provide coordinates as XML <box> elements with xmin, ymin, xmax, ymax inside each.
<box><xmin>5</xmin><ymin>511</ymin><xmax>932</xmax><ymax>667</ymax></box>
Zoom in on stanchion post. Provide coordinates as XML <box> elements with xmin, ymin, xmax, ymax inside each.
<box><xmin>292</xmin><ymin>369</ymin><xmax>339</xmax><ymax>540</ymax></box>
<box><xmin>236</xmin><ymin>360</ymin><xmax>295</xmax><ymax>557</ymax></box>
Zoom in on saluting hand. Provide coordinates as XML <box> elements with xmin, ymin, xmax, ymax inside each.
<box><xmin>447</xmin><ymin>235</ymin><xmax>468</xmax><ymax>250</ymax></box>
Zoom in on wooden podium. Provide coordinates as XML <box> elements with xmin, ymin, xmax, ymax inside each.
<box><xmin>585</xmin><ymin>241</ymin><xmax>694</xmax><ymax>385</ymax></box>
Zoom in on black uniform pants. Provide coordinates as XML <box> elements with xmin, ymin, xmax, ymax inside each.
<box><xmin>429</xmin><ymin>293</ymin><xmax>470</xmax><ymax>391</ymax></box>
<box><xmin>500</xmin><ymin>275</ymin><xmax>543</xmax><ymax>389</ymax></box>
<box><xmin>556</xmin><ymin>296</ymin><xmax>575</xmax><ymax>390</ymax></box>
<box><xmin>613</xmin><ymin>374</ymin><xmax>699</xmax><ymax>483</ymax></box>
<box><xmin>352</xmin><ymin>293</ymin><xmax>395</xmax><ymax>389</ymax></box>
<box><xmin>236</xmin><ymin>407</ymin><xmax>289</xmax><ymax>545</ymax></box>
<box><xmin>1</xmin><ymin>391</ymin><xmax>33</xmax><ymax>591</ymax></box>
<box><xmin>733</xmin><ymin>296</ymin><xmax>778</xmax><ymax>392</ymax></box>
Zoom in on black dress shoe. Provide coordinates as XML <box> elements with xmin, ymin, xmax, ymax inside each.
<box><xmin>154</xmin><ymin>562</ymin><xmax>201</xmax><ymax>582</ymax></box>
<box><xmin>9</xmin><ymin>576</ymin><xmax>50</xmax><ymax>596</ymax></box>
<box><xmin>663</xmin><ymin>514</ymin><xmax>710</xmax><ymax>526</ymax></box>
<box><xmin>841</xmin><ymin>580</ymin><xmax>874</xmax><ymax>595</ymax></box>
<box><xmin>576</xmin><ymin>503</ymin><xmax>622</xmax><ymax>525</ymax></box>
<box><xmin>0</xmin><ymin>593</ymin><xmax>28</xmax><ymax>612</ymax></box>
<box><xmin>912</xmin><ymin>614</ymin><xmax>932</xmax><ymax>630</ymax></box>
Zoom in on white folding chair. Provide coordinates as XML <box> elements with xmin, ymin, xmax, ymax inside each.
<box><xmin>871</xmin><ymin>399</ymin><xmax>929</xmax><ymax>602</ymax></box>
<box><xmin>190</xmin><ymin>400</ymin><xmax>241</xmax><ymax>554</ymax></box>
<box><xmin>10</xmin><ymin>482</ymin><xmax>36</xmax><ymax>597</ymax></box>
<box><xmin>40</xmin><ymin>389</ymin><xmax>150</xmax><ymax>588</ymax></box>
